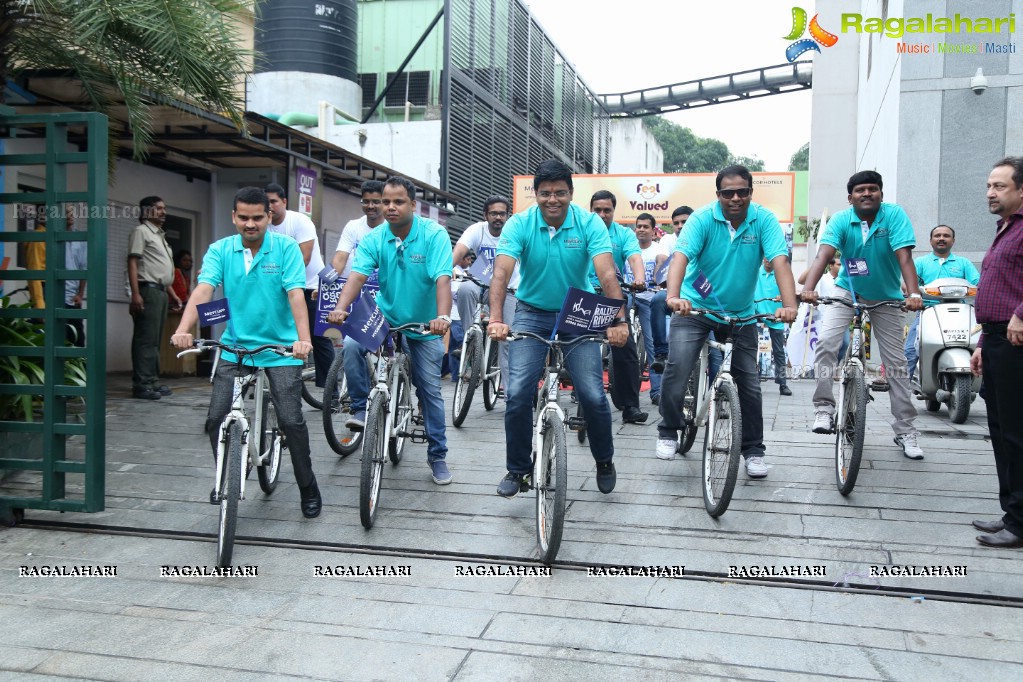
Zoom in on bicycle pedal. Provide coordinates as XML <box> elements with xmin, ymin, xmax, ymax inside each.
<box><xmin>409</xmin><ymin>429</ymin><xmax>428</xmax><ymax>444</ymax></box>
<box><xmin>412</xmin><ymin>414</ymin><xmax>424</xmax><ymax>426</ymax></box>
<box><xmin>565</xmin><ymin>416</ymin><xmax>588</xmax><ymax>431</ymax></box>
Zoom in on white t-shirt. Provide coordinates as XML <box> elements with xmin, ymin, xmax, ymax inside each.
<box><xmin>659</xmin><ymin>232</ymin><xmax>677</xmax><ymax>256</ymax></box>
<box><xmin>269</xmin><ymin>210</ymin><xmax>325</xmax><ymax>289</ymax></box>
<box><xmin>457</xmin><ymin>221</ymin><xmax>521</xmax><ymax>288</ymax></box>
<box><xmin>818</xmin><ymin>271</ymin><xmax>839</xmax><ymax>299</ymax></box>
<box><xmin>626</xmin><ymin>242</ymin><xmax>668</xmax><ymax>300</ymax></box>
<box><xmin>333</xmin><ymin>216</ymin><xmax>375</xmax><ymax>278</ymax></box>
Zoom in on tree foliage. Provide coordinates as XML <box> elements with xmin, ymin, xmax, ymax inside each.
<box><xmin>789</xmin><ymin>142</ymin><xmax>809</xmax><ymax>171</ymax></box>
<box><xmin>643</xmin><ymin>116</ymin><xmax>764</xmax><ymax>173</ymax></box>
<box><xmin>0</xmin><ymin>0</ymin><xmax>255</xmax><ymax>159</ymax></box>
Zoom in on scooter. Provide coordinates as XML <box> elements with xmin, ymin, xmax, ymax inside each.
<box><xmin>911</xmin><ymin>277</ymin><xmax>981</xmax><ymax>424</ymax></box>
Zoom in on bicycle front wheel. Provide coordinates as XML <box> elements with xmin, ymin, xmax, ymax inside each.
<box><xmin>257</xmin><ymin>389</ymin><xmax>283</xmax><ymax>494</ymax></box>
<box><xmin>389</xmin><ymin>360</ymin><xmax>412</xmax><ymax>464</ymax></box>
<box><xmin>482</xmin><ymin>338</ymin><xmax>501</xmax><ymax>411</ymax></box>
<box><xmin>359</xmin><ymin>393</ymin><xmax>388</xmax><ymax>529</ymax></box>
<box><xmin>835</xmin><ymin>363</ymin><xmax>867</xmax><ymax>496</ymax></box>
<box><xmin>702</xmin><ymin>380</ymin><xmax>742</xmax><ymax>517</ymax></box>
<box><xmin>679</xmin><ymin>370</ymin><xmax>700</xmax><ymax>455</ymax></box>
<box><xmin>451</xmin><ymin>330</ymin><xmax>481</xmax><ymax>426</ymax></box>
<box><xmin>323</xmin><ymin>352</ymin><xmax>361</xmax><ymax>457</ymax></box>
<box><xmin>300</xmin><ymin>356</ymin><xmax>323</xmax><ymax>410</ymax></box>
<box><xmin>536</xmin><ymin>411</ymin><xmax>568</xmax><ymax>565</ymax></box>
<box><xmin>217</xmin><ymin>422</ymin><xmax>242</xmax><ymax>567</ymax></box>
<box><xmin>575</xmin><ymin>400</ymin><xmax>587</xmax><ymax>444</ymax></box>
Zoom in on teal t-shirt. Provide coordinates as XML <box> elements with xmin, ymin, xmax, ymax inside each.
<box><xmin>197</xmin><ymin>231</ymin><xmax>306</xmax><ymax>367</ymax></box>
<box><xmin>676</xmin><ymin>201</ymin><xmax>788</xmax><ymax>320</ymax></box>
<box><xmin>351</xmin><ymin>214</ymin><xmax>452</xmax><ymax>339</ymax></box>
<box><xmin>588</xmin><ymin>221</ymin><xmax>641</xmax><ymax>287</ymax></box>
<box><xmin>497</xmin><ymin>203</ymin><xmax>613</xmax><ymax>312</ymax></box>
<box><xmin>754</xmin><ymin>267</ymin><xmax>784</xmax><ymax>330</ymax></box>
<box><xmin>821</xmin><ymin>203</ymin><xmax>915</xmax><ymax>300</ymax></box>
<box><xmin>914</xmin><ymin>252</ymin><xmax>981</xmax><ymax>307</ymax></box>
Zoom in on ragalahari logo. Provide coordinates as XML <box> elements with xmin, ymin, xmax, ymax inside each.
<box><xmin>784</xmin><ymin>7</ymin><xmax>838</xmax><ymax>62</ymax></box>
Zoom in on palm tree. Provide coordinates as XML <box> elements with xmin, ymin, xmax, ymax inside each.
<box><xmin>0</xmin><ymin>0</ymin><xmax>254</xmax><ymax>158</ymax></box>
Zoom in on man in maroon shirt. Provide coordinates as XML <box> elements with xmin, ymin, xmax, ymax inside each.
<box><xmin>970</xmin><ymin>156</ymin><xmax>1023</xmax><ymax>548</ymax></box>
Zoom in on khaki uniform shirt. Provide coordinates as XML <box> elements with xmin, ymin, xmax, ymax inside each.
<box><xmin>128</xmin><ymin>221</ymin><xmax>174</xmax><ymax>287</ymax></box>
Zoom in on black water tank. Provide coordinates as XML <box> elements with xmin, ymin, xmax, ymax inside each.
<box><xmin>254</xmin><ymin>0</ymin><xmax>357</xmax><ymax>81</ymax></box>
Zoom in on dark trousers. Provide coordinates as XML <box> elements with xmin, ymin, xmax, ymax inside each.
<box><xmin>65</xmin><ymin>302</ymin><xmax>85</xmax><ymax>347</ymax></box>
<box><xmin>767</xmin><ymin>326</ymin><xmax>787</xmax><ymax>386</ymax></box>
<box><xmin>609</xmin><ymin>328</ymin><xmax>641</xmax><ymax>410</ymax></box>
<box><xmin>982</xmin><ymin>332</ymin><xmax>1023</xmax><ymax>537</ymax></box>
<box><xmin>205</xmin><ymin>362</ymin><xmax>314</xmax><ymax>487</ymax></box>
<box><xmin>304</xmin><ymin>289</ymin><xmax>335</xmax><ymax>388</ymax></box>
<box><xmin>131</xmin><ymin>286</ymin><xmax>167</xmax><ymax>392</ymax></box>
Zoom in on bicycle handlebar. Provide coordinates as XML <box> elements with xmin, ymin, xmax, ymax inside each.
<box><xmin>509</xmin><ymin>331</ymin><xmax>606</xmax><ymax>347</ymax></box>
<box><xmin>176</xmin><ymin>339</ymin><xmax>293</xmax><ymax>359</ymax></box>
<box><xmin>818</xmin><ymin>297</ymin><xmax>905</xmax><ymax>311</ymax></box>
<box><xmin>689</xmin><ymin>309</ymin><xmax>782</xmax><ymax>325</ymax></box>
<box><xmin>390</xmin><ymin>322</ymin><xmax>433</xmax><ymax>334</ymax></box>
<box><xmin>454</xmin><ymin>271</ymin><xmax>517</xmax><ymax>295</ymax></box>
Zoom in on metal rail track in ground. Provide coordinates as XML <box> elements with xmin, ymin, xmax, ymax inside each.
<box><xmin>17</xmin><ymin>518</ymin><xmax>1023</xmax><ymax>609</ymax></box>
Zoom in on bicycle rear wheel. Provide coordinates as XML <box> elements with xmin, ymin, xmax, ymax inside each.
<box><xmin>536</xmin><ymin>411</ymin><xmax>568</xmax><ymax>565</ymax></box>
<box><xmin>679</xmin><ymin>370</ymin><xmax>700</xmax><ymax>455</ymax></box>
<box><xmin>389</xmin><ymin>361</ymin><xmax>412</xmax><ymax>464</ymax></box>
<box><xmin>359</xmin><ymin>393</ymin><xmax>388</xmax><ymax>529</ymax></box>
<box><xmin>451</xmin><ymin>330</ymin><xmax>481</xmax><ymax>426</ymax></box>
<box><xmin>701</xmin><ymin>380</ymin><xmax>742</xmax><ymax>517</ymax></box>
<box><xmin>323</xmin><ymin>352</ymin><xmax>361</xmax><ymax>457</ymax></box>
<box><xmin>257</xmin><ymin>389</ymin><xmax>283</xmax><ymax>494</ymax></box>
<box><xmin>835</xmin><ymin>363</ymin><xmax>867</xmax><ymax>496</ymax></box>
<box><xmin>482</xmin><ymin>339</ymin><xmax>501</xmax><ymax>411</ymax></box>
<box><xmin>605</xmin><ymin>345</ymin><xmax>621</xmax><ymax>410</ymax></box>
<box><xmin>575</xmin><ymin>400</ymin><xmax>587</xmax><ymax>444</ymax></box>
<box><xmin>300</xmin><ymin>356</ymin><xmax>323</xmax><ymax>410</ymax></box>
<box><xmin>217</xmin><ymin>422</ymin><xmax>242</xmax><ymax>567</ymax></box>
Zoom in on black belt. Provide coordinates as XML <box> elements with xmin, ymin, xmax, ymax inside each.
<box><xmin>982</xmin><ymin>322</ymin><xmax>1009</xmax><ymax>335</ymax></box>
<box><xmin>138</xmin><ymin>281</ymin><xmax>165</xmax><ymax>292</ymax></box>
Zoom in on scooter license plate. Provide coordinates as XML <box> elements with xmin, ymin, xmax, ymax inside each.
<box><xmin>945</xmin><ymin>329</ymin><xmax>969</xmax><ymax>343</ymax></box>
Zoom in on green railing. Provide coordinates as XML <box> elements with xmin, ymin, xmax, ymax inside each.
<box><xmin>0</xmin><ymin>109</ymin><xmax>108</xmax><ymax>514</ymax></box>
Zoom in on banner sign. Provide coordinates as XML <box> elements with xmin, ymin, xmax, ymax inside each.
<box><xmin>197</xmin><ymin>298</ymin><xmax>230</xmax><ymax>327</ymax></box>
<box><xmin>555</xmin><ymin>287</ymin><xmax>625</xmax><ymax>335</ymax></box>
<box><xmin>653</xmin><ymin>258</ymin><xmax>671</xmax><ymax>286</ymax></box>
<box><xmin>315</xmin><ymin>274</ymin><xmax>380</xmax><ymax>338</ymax></box>
<box><xmin>341</xmin><ymin>289</ymin><xmax>390</xmax><ymax>351</ymax></box>
<box><xmin>693</xmin><ymin>271</ymin><xmax>715</xmax><ymax>299</ymax></box>
<box><xmin>514</xmin><ymin>172</ymin><xmax>796</xmax><ymax>225</ymax></box>
<box><xmin>467</xmin><ymin>251</ymin><xmax>494</xmax><ymax>284</ymax></box>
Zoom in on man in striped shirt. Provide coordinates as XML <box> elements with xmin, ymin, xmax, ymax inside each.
<box><xmin>971</xmin><ymin>156</ymin><xmax>1023</xmax><ymax>549</ymax></box>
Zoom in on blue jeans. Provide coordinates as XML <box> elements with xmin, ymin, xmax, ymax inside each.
<box><xmin>505</xmin><ymin>302</ymin><xmax>613</xmax><ymax>474</ymax></box>
<box><xmin>343</xmin><ymin>334</ymin><xmax>448</xmax><ymax>462</ymax></box>
<box><xmin>657</xmin><ymin>315</ymin><xmax>765</xmax><ymax>458</ymax></box>
<box><xmin>904</xmin><ymin>312</ymin><xmax>920</xmax><ymax>380</ymax></box>
<box><xmin>650</xmin><ymin>290</ymin><xmax>669</xmax><ymax>356</ymax></box>
<box><xmin>634</xmin><ymin>295</ymin><xmax>661</xmax><ymax>397</ymax></box>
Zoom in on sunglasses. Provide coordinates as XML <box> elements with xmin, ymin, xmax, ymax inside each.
<box><xmin>716</xmin><ymin>188</ymin><xmax>752</xmax><ymax>199</ymax></box>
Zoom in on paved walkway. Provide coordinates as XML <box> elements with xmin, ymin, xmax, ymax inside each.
<box><xmin>2</xmin><ymin>372</ymin><xmax>1021</xmax><ymax>680</ymax></box>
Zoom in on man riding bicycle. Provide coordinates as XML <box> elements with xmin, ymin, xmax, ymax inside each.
<box><xmin>171</xmin><ymin>187</ymin><xmax>321</xmax><ymax>518</ymax></box>
<box><xmin>488</xmin><ymin>160</ymin><xmax>629</xmax><ymax>497</ymax></box>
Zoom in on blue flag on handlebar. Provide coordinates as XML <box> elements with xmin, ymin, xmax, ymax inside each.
<box><xmin>693</xmin><ymin>270</ymin><xmax>715</xmax><ymax>299</ymax></box>
<box><xmin>197</xmin><ymin>298</ymin><xmax>230</xmax><ymax>326</ymax></box>
<box><xmin>653</xmin><ymin>258</ymin><xmax>670</xmax><ymax>286</ymax></box>
<box><xmin>554</xmin><ymin>287</ymin><xmax>625</xmax><ymax>336</ymax></box>
<box><xmin>341</xmin><ymin>291</ymin><xmax>390</xmax><ymax>351</ymax></box>
<box><xmin>315</xmin><ymin>274</ymin><xmax>381</xmax><ymax>337</ymax></box>
<box><xmin>467</xmin><ymin>252</ymin><xmax>494</xmax><ymax>284</ymax></box>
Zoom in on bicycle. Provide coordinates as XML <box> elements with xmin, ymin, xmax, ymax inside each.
<box><xmin>177</xmin><ymin>340</ymin><xmax>288</xmax><ymax>567</ymax></box>
<box><xmin>817</xmin><ymin>297</ymin><xmax>905</xmax><ymax>495</ymax></box>
<box><xmin>680</xmin><ymin>309</ymin><xmax>780</xmax><ymax>517</ymax></box>
<box><xmin>358</xmin><ymin>322</ymin><xmax>430</xmax><ymax>529</ymax></box>
<box><xmin>300</xmin><ymin>355</ymin><xmax>322</xmax><ymax>409</ymax></box>
<box><xmin>321</xmin><ymin>345</ymin><xmax>364</xmax><ymax>457</ymax></box>
<box><xmin>509</xmin><ymin>331</ymin><xmax>605</xmax><ymax>564</ymax></box>
<box><xmin>451</xmin><ymin>272</ymin><xmax>510</xmax><ymax>426</ymax></box>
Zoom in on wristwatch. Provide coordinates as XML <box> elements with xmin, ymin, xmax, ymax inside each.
<box><xmin>610</xmin><ymin>318</ymin><xmax>628</xmax><ymax>326</ymax></box>
<box><xmin>438</xmin><ymin>314</ymin><xmax>452</xmax><ymax>323</ymax></box>
<box><xmin>908</xmin><ymin>293</ymin><xmax>922</xmax><ymax>299</ymax></box>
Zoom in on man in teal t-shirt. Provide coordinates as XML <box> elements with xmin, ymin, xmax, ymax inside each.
<box><xmin>655</xmin><ymin>165</ymin><xmax>797</xmax><ymax>478</ymax></box>
<box><xmin>904</xmin><ymin>224</ymin><xmax>980</xmax><ymax>380</ymax></box>
<box><xmin>754</xmin><ymin>258</ymin><xmax>792</xmax><ymax>395</ymax></box>
<box><xmin>488</xmin><ymin>159</ymin><xmax>629</xmax><ymax>498</ymax></box>
<box><xmin>171</xmin><ymin>187</ymin><xmax>322</xmax><ymax>518</ymax></box>
<box><xmin>329</xmin><ymin>176</ymin><xmax>455</xmax><ymax>486</ymax></box>
<box><xmin>799</xmin><ymin>170</ymin><xmax>926</xmax><ymax>459</ymax></box>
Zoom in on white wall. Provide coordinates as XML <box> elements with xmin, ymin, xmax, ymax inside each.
<box><xmin>326</xmin><ymin>120</ymin><xmax>443</xmax><ymax>188</ymax></box>
<box><xmin>606</xmin><ymin>119</ymin><xmax>664</xmax><ymax>174</ymax></box>
<box><xmin>854</xmin><ymin>0</ymin><xmax>903</xmax><ymax>194</ymax></box>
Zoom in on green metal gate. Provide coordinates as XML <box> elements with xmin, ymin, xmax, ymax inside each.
<box><xmin>0</xmin><ymin>108</ymin><xmax>107</xmax><ymax>514</ymax></box>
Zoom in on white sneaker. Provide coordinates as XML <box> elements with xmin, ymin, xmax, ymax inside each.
<box><xmin>812</xmin><ymin>410</ymin><xmax>833</xmax><ymax>434</ymax></box>
<box><xmin>655</xmin><ymin>439</ymin><xmax>677</xmax><ymax>460</ymax></box>
<box><xmin>745</xmin><ymin>456</ymin><xmax>768</xmax><ymax>478</ymax></box>
<box><xmin>895</xmin><ymin>432</ymin><xmax>924</xmax><ymax>460</ymax></box>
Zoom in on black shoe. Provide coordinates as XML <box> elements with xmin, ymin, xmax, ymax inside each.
<box><xmin>497</xmin><ymin>471</ymin><xmax>529</xmax><ymax>498</ymax></box>
<box><xmin>623</xmin><ymin>406</ymin><xmax>648</xmax><ymax>424</ymax></box>
<box><xmin>133</xmin><ymin>388</ymin><xmax>161</xmax><ymax>400</ymax></box>
<box><xmin>651</xmin><ymin>394</ymin><xmax>660</xmax><ymax>406</ymax></box>
<box><xmin>596</xmin><ymin>460</ymin><xmax>616</xmax><ymax>494</ymax></box>
<box><xmin>299</xmin><ymin>476</ymin><xmax>322</xmax><ymax>518</ymax></box>
<box><xmin>977</xmin><ymin>528</ymin><xmax>1023</xmax><ymax>548</ymax></box>
<box><xmin>973</xmin><ymin>518</ymin><xmax>1005</xmax><ymax>534</ymax></box>
<box><xmin>650</xmin><ymin>353</ymin><xmax>668</xmax><ymax>373</ymax></box>
<box><xmin>779</xmin><ymin>385</ymin><xmax>792</xmax><ymax>396</ymax></box>
<box><xmin>154</xmin><ymin>385</ymin><xmax>173</xmax><ymax>396</ymax></box>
